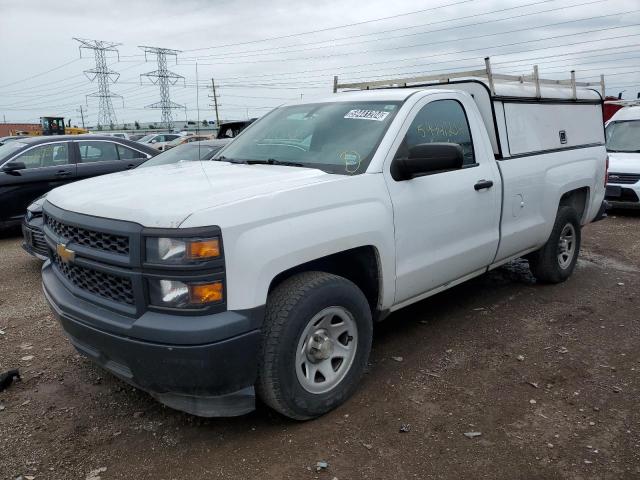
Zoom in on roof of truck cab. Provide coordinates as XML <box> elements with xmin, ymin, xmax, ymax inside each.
<box><xmin>609</xmin><ymin>106</ymin><xmax>640</xmax><ymax>121</ymax></box>
<box><xmin>311</xmin><ymin>88</ymin><xmax>451</xmax><ymax>103</ymax></box>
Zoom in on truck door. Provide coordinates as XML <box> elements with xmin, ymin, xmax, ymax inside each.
<box><xmin>384</xmin><ymin>95</ymin><xmax>501</xmax><ymax>305</ymax></box>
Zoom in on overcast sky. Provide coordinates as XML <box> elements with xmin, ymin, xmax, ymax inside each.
<box><xmin>1</xmin><ymin>0</ymin><xmax>638</xmax><ymax>127</ymax></box>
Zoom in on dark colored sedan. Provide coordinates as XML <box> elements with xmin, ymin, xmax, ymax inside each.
<box><xmin>1</xmin><ymin>135</ymin><xmax>158</xmax><ymax>229</ymax></box>
<box><xmin>138</xmin><ymin>138</ymin><xmax>230</xmax><ymax>168</ymax></box>
<box><xmin>21</xmin><ymin>139</ymin><xmax>230</xmax><ymax>259</ymax></box>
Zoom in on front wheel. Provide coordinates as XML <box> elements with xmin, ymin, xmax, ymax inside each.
<box><xmin>256</xmin><ymin>271</ymin><xmax>373</xmax><ymax>420</ymax></box>
<box><xmin>528</xmin><ymin>206</ymin><xmax>582</xmax><ymax>283</ymax></box>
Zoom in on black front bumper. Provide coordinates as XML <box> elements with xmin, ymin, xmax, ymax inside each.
<box><xmin>22</xmin><ymin>216</ymin><xmax>48</xmax><ymax>260</ymax></box>
<box><xmin>43</xmin><ymin>262</ymin><xmax>264</xmax><ymax>417</ymax></box>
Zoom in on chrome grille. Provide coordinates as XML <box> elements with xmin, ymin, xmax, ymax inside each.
<box><xmin>608</xmin><ymin>172</ymin><xmax>640</xmax><ymax>185</ymax></box>
<box><xmin>53</xmin><ymin>253</ymin><xmax>134</xmax><ymax>305</ymax></box>
<box><xmin>45</xmin><ymin>215</ymin><xmax>129</xmax><ymax>255</ymax></box>
<box><xmin>30</xmin><ymin>228</ymin><xmax>48</xmax><ymax>257</ymax></box>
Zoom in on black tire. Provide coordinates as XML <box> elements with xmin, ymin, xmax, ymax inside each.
<box><xmin>256</xmin><ymin>271</ymin><xmax>373</xmax><ymax>420</ymax></box>
<box><xmin>528</xmin><ymin>206</ymin><xmax>581</xmax><ymax>284</ymax></box>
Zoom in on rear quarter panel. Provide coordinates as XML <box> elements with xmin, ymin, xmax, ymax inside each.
<box><xmin>495</xmin><ymin>145</ymin><xmax>606</xmax><ymax>263</ymax></box>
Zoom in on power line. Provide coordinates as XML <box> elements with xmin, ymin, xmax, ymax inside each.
<box><xmin>195</xmin><ymin>14</ymin><xmax>640</xmax><ymax>65</ymax></box>
<box><xmin>0</xmin><ymin>58</ymin><xmax>82</xmax><ymax>89</ymax></box>
<box><xmin>181</xmin><ymin>0</ymin><xmax>602</xmax><ymax>61</ymax></box>
<box><xmin>210</xmin><ymin>44</ymin><xmax>640</xmax><ymax>84</ymax></box>
<box><xmin>213</xmin><ymin>27</ymin><xmax>640</xmax><ymax>84</ymax></box>
<box><xmin>180</xmin><ymin>0</ymin><xmax>474</xmax><ymax>53</ymax></box>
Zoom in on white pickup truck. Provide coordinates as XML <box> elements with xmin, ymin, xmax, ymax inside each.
<box><xmin>41</xmin><ymin>71</ymin><xmax>607</xmax><ymax>420</ymax></box>
<box><xmin>605</xmin><ymin>105</ymin><xmax>640</xmax><ymax>208</ymax></box>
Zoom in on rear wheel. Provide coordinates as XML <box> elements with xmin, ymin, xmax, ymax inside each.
<box><xmin>528</xmin><ymin>206</ymin><xmax>581</xmax><ymax>284</ymax></box>
<box><xmin>257</xmin><ymin>271</ymin><xmax>372</xmax><ymax>420</ymax></box>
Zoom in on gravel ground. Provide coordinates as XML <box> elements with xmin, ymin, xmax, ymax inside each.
<box><xmin>0</xmin><ymin>212</ymin><xmax>639</xmax><ymax>480</ymax></box>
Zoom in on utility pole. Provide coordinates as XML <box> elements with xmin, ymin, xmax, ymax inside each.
<box><xmin>139</xmin><ymin>46</ymin><xmax>185</xmax><ymax>130</ymax></box>
<box><xmin>209</xmin><ymin>78</ymin><xmax>220</xmax><ymax>127</ymax></box>
<box><xmin>77</xmin><ymin>105</ymin><xmax>86</xmax><ymax>129</ymax></box>
<box><xmin>74</xmin><ymin>38</ymin><xmax>122</xmax><ymax>129</ymax></box>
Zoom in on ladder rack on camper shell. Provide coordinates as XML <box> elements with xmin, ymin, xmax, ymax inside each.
<box><xmin>332</xmin><ymin>57</ymin><xmax>605</xmax><ymax>100</ymax></box>
<box><xmin>331</xmin><ymin>57</ymin><xmax>606</xmax><ymax>160</ymax></box>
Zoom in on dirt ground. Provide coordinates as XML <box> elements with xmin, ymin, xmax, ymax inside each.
<box><xmin>1</xmin><ymin>212</ymin><xmax>639</xmax><ymax>480</ymax></box>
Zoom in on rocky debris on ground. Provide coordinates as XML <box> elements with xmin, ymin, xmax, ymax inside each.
<box><xmin>464</xmin><ymin>432</ymin><xmax>482</xmax><ymax>439</ymax></box>
<box><xmin>316</xmin><ymin>461</ymin><xmax>328</xmax><ymax>472</ymax></box>
<box><xmin>0</xmin><ymin>369</ymin><xmax>20</xmax><ymax>392</ymax></box>
<box><xmin>391</xmin><ymin>356</ymin><xmax>403</xmax><ymax>362</ymax></box>
<box><xmin>399</xmin><ymin>424</ymin><xmax>411</xmax><ymax>433</ymax></box>
<box><xmin>86</xmin><ymin>467</ymin><xmax>107</xmax><ymax>480</ymax></box>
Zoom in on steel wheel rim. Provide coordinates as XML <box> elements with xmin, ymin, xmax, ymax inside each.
<box><xmin>557</xmin><ymin>223</ymin><xmax>576</xmax><ymax>269</ymax></box>
<box><xmin>295</xmin><ymin>306</ymin><xmax>358</xmax><ymax>394</ymax></box>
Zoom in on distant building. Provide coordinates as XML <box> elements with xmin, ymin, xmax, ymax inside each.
<box><xmin>0</xmin><ymin>123</ymin><xmax>41</xmax><ymax>137</ymax></box>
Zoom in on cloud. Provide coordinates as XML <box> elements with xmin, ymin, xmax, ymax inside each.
<box><xmin>1</xmin><ymin>0</ymin><xmax>638</xmax><ymax>125</ymax></box>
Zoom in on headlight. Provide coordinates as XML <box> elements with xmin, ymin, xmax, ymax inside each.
<box><xmin>145</xmin><ymin>236</ymin><xmax>220</xmax><ymax>264</ymax></box>
<box><xmin>148</xmin><ymin>279</ymin><xmax>224</xmax><ymax>308</ymax></box>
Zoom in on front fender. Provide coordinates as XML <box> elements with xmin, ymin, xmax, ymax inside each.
<box><xmin>182</xmin><ymin>173</ymin><xmax>396</xmax><ymax>311</ymax></box>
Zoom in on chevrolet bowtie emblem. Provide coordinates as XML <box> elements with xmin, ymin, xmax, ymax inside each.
<box><xmin>56</xmin><ymin>243</ymin><xmax>76</xmax><ymax>264</ymax></box>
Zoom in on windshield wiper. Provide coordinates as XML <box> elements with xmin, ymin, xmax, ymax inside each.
<box><xmin>228</xmin><ymin>158</ymin><xmax>307</xmax><ymax>167</ymax></box>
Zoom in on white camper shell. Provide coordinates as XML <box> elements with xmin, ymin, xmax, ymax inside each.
<box><xmin>334</xmin><ymin>58</ymin><xmax>606</xmax><ymax>160</ymax></box>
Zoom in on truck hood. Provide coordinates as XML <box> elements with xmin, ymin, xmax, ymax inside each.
<box><xmin>608</xmin><ymin>152</ymin><xmax>640</xmax><ymax>174</ymax></box>
<box><xmin>46</xmin><ymin>161</ymin><xmax>341</xmax><ymax>227</ymax></box>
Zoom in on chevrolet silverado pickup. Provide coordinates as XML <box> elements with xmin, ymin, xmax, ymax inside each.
<box><xmin>41</xmin><ymin>74</ymin><xmax>607</xmax><ymax>420</ymax></box>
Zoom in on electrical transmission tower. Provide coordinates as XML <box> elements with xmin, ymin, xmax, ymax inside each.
<box><xmin>73</xmin><ymin>38</ymin><xmax>122</xmax><ymax>128</ymax></box>
<box><xmin>139</xmin><ymin>46</ymin><xmax>185</xmax><ymax>129</ymax></box>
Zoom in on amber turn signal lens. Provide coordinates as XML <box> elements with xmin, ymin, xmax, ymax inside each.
<box><xmin>189</xmin><ymin>282</ymin><xmax>224</xmax><ymax>304</ymax></box>
<box><xmin>187</xmin><ymin>239</ymin><xmax>220</xmax><ymax>259</ymax></box>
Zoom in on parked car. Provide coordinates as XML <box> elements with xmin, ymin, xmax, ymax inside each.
<box><xmin>41</xmin><ymin>76</ymin><xmax>606</xmax><ymax>420</ymax></box>
<box><xmin>0</xmin><ymin>136</ymin><xmax>24</xmax><ymax>146</ymax></box>
<box><xmin>163</xmin><ymin>135</ymin><xmax>212</xmax><ymax>150</ymax></box>
<box><xmin>21</xmin><ymin>195</ymin><xmax>47</xmax><ymax>260</ymax></box>
<box><xmin>216</xmin><ymin>120</ymin><xmax>255</xmax><ymax>139</ymax></box>
<box><xmin>136</xmin><ymin>133</ymin><xmax>182</xmax><ymax>151</ymax></box>
<box><xmin>96</xmin><ymin>132</ymin><xmax>130</xmax><ymax>140</ymax></box>
<box><xmin>604</xmin><ymin>106</ymin><xmax>640</xmax><ymax>208</ymax></box>
<box><xmin>0</xmin><ymin>135</ymin><xmax>157</xmax><ymax>229</ymax></box>
<box><xmin>22</xmin><ymin>139</ymin><xmax>231</xmax><ymax>259</ymax></box>
<box><xmin>128</xmin><ymin>133</ymin><xmax>147</xmax><ymax>142</ymax></box>
<box><xmin>138</xmin><ymin>139</ymin><xmax>231</xmax><ymax>168</ymax></box>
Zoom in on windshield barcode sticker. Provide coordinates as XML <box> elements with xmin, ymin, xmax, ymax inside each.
<box><xmin>344</xmin><ymin>109</ymin><xmax>390</xmax><ymax>121</ymax></box>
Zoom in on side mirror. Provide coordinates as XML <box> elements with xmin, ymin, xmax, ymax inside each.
<box><xmin>391</xmin><ymin>143</ymin><xmax>464</xmax><ymax>181</ymax></box>
<box><xmin>150</xmin><ymin>139</ymin><xmax>158</xmax><ymax>144</ymax></box>
<box><xmin>2</xmin><ymin>161</ymin><xmax>27</xmax><ymax>173</ymax></box>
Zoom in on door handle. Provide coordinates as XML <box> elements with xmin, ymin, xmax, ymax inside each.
<box><xmin>54</xmin><ymin>170</ymin><xmax>72</xmax><ymax>178</ymax></box>
<box><xmin>126</xmin><ymin>163</ymin><xmax>136</xmax><ymax>169</ymax></box>
<box><xmin>474</xmin><ymin>179</ymin><xmax>494</xmax><ymax>191</ymax></box>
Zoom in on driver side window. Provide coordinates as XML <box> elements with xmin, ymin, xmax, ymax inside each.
<box><xmin>396</xmin><ymin>100</ymin><xmax>475</xmax><ymax>166</ymax></box>
<box><xmin>13</xmin><ymin>143</ymin><xmax>69</xmax><ymax>169</ymax></box>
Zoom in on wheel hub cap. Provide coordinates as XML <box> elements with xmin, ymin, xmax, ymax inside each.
<box><xmin>295</xmin><ymin>306</ymin><xmax>358</xmax><ymax>394</ymax></box>
<box><xmin>557</xmin><ymin>223</ymin><xmax>576</xmax><ymax>269</ymax></box>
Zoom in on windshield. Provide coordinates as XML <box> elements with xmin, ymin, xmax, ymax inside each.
<box><xmin>606</xmin><ymin>120</ymin><xmax>640</xmax><ymax>153</ymax></box>
<box><xmin>0</xmin><ymin>141</ymin><xmax>28</xmax><ymax>163</ymax></box>
<box><xmin>214</xmin><ymin>101</ymin><xmax>402</xmax><ymax>175</ymax></box>
<box><xmin>138</xmin><ymin>134</ymin><xmax>155</xmax><ymax>143</ymax></box>
<box><xmin>138</xmin><ymin>143</ymin><xmax>222</xmax><ymax>167</ymax></box>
